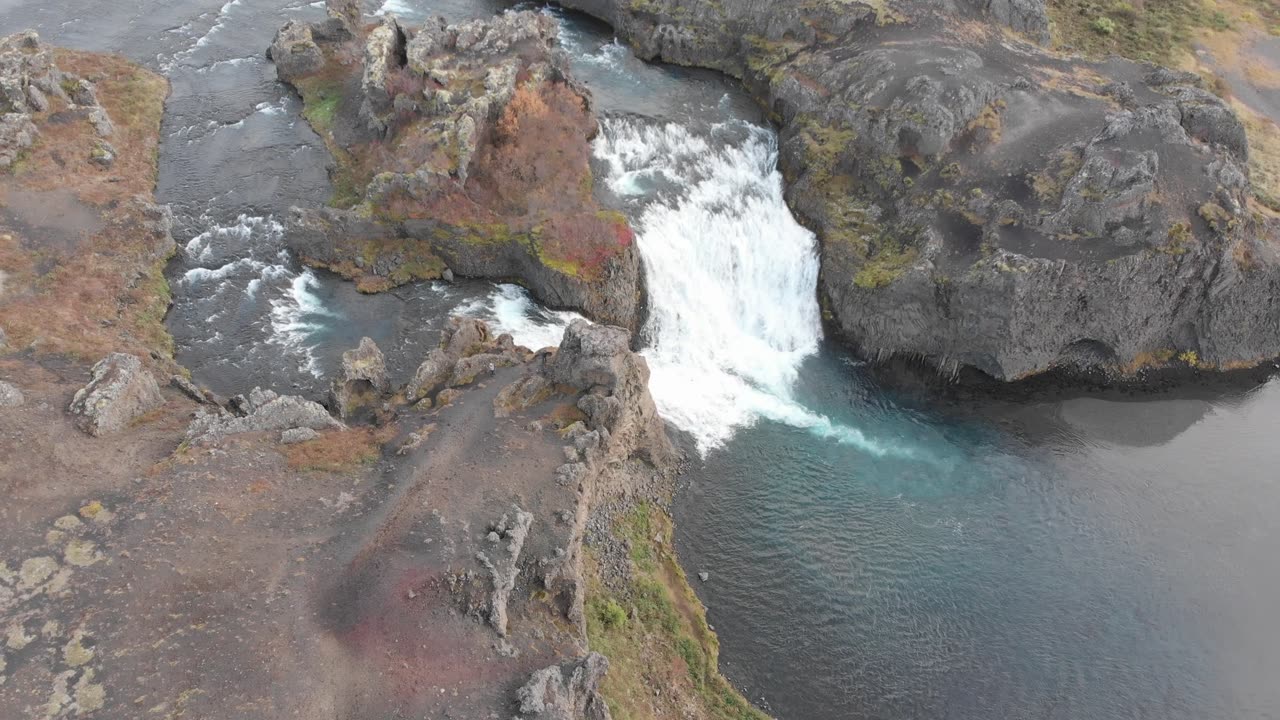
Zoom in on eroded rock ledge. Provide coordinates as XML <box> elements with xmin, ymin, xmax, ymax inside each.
<box><xmin>557</xmin><ymin>0</ymin><xmax>1280</xmax><ymax>382</ymax></box>
<box><xmin>270</xmin><ymin>2</ymin><xmax>642</xmax><ymax>329</ymax></box>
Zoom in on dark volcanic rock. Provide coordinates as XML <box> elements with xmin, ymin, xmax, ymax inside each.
<box><xmin>271</xmin><ymin>10</ymin><xmax>642</xmax><ymax>330</ymax></box>
<box><xmin>553</xmin><ymin>0</ymin><xmax>1280</xmax><ymax>381</ymax></box>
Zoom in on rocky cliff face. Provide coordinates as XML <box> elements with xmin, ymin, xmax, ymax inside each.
<box><xmin>269</xmin><ymin>6</ymin><xmax>642</xmax><ymax>330</ymax></box>
<box><xmin>555</xmin><ymin>0</ymin><xmax>1280</xmax><ymax>381</ymax></box>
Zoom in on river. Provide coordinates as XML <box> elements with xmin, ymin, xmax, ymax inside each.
<box><xmin>3</xmin><ymin>1</ymin><xmax>1279</xmax><ymax>718</ymax></box>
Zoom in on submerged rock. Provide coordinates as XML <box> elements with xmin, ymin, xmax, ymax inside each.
<box><xmin>68</xmin><ymin>354</ymin><xmax>165</xmax><ymax>437</ymax></box>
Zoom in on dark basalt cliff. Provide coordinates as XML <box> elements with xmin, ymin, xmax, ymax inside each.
<box><xmin>556</xmin><ymin>0</ymin><xmax>1280</xmax><ymax>381</ymax></box>
<box><xmin>269</xmin><ymin>4</ymin><xmax>643</xmax><ymax>330</ymax></box>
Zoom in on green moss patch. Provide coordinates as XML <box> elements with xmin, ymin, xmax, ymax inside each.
<box><xmin>586</xmin><ymin>503</ymin><xmax>768</xmax><ymax>720</ymax></box>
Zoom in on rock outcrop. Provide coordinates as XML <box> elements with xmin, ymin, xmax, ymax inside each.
<box><xmin>516</xmin><ymin>652</ymin><xmax>612</xmax><ymax>720</ymax></box>
<box><xmin>477</xmin><ymin>505</ymin><xmax>533</xmax><ymax>637</ymax></box>
<box><xmin>492</xmin><ymin>319</ymin><xmax>675</xmax><ymax>630</ymax></box>
<box><xmin>270</xmin><ymin>11</ymin><xmax>642</xmax><ymax>329</ymax></box>
<box><xmin>554</xmin><ymin>0</ymin><xmax>1280</xmax><ymax>382</ymax></box>
<box><xmin>186</xmin><ymin>387</ymin><xmax>343</xmax><ymax>445</ymax></box>
<box><xmin>543</xmin><ymin>319</ymin><xmax>673</xmax><ymax>467</ymax></box>
<box><xmin>330</xmin><ymin>336</ymin><xmax>388</xmax><ymax>419</ymax></box>
<box><xmin>1</xmin><ymin>31</ymin><xmax>114</xmax><ymax>168</ymax></box>
<box><xmin>68</xmin><ymin>354</ymin><xmax>165</xmax><ymax>437</ymax></box>
<box><xmin>405</xmin><ymin>316</ymin><xmax>527</xmax><ymax>403</ymax></box>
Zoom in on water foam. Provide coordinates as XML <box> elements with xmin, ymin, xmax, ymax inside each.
<box><xmin>595</xmin><ymin>119</ymin><xmax>901</xmax><ymax>456</ymax></box>
<box><xmin>268</xmin><ymin>269</ymin><xmax>333</xmax><ymax>377</ymax></box>
<box><xmin>467</xmin><ymin>284</ymin><xmax>582</xmax><ymax>351</ymax></box>
<box><xmin>375</xmin><ymin>0</ymin><xmax>418</xmax><ymax>17</ymax></box>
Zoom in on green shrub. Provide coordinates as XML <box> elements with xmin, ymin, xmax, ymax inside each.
<box><xmin>1091</xmin><ymin>16</ymin><xmax>1117</xmax><ymax>35</ymax></box>
<box><xmin>594</xmin><ymin>598</ymin><xmax>628</xmax><ymax>630</ymax></box>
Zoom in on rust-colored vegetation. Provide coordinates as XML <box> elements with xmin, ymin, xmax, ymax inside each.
<box><xmin>0</xmin><ymin>51</ymin><xmax>172</xmax><ymax>364</ymax></box>
<box><xmin>282</xmin><ymin>426</ymin><xmax>396</xmax><ymax>472</ymax></box>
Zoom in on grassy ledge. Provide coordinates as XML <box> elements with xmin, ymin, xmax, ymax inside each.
<box><xmin>585</xmin><ymin>502</ymin><xmax>769</xmax><ymax>720</ymax></box>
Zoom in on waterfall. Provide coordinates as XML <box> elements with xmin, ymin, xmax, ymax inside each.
<box><xmin>593</xmin><ymin>118</ymin><xmax>901</xmax><ymax>456</ymax></box>
<box><xmin>593</xmin><ymin>120</ymin><xmax>818</xmax><ymax>449</ymax></box>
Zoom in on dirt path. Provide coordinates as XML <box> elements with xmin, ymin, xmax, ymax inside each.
<box><xmin>0</xmin><ymin>355</ymin><xmax>591</xmax><ymax>719</ymax></box>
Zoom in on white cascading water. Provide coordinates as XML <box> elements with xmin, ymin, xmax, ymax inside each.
<box><xmin>595</xmin><ymin>120</ymin><xmax>819</xmax><ymax>449</ymax></box>
<box><xmin>593</xmin><ymin>119</ymin><xmax>900</xmax><ymax>455</ymax></box>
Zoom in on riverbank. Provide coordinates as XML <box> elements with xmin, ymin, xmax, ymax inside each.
<box><xmin>0</xmin><ymin>28</ymin><xmax>768</xmax><ymax>719</ymax></box>
<box><xmin>554</xmin><ymin>0</ymin><xmax>1280</xmax><ymax>384</ymax></box>
<box><xmin>271</xmin><ymin>6</ymin><xmax>644</xmax><ymax>330</ymax></box>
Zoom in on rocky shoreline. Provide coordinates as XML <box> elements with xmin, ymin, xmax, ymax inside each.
<box><xmin>270</xmin><ymin>3</ymin><xmax>644</xmax><ymax>330</ymax></box>
<box><xmin>554</xmin><ymin>0</ymin><xmax>1280</xmax><ymax>383</ymax></box>
<box><xmin>0</xmin><ymin>29</ymin><xmax>760</xmax><ymax>719</ymax></box>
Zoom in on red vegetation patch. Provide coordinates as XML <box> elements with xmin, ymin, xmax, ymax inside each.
<box><xmin>537</xmin><ymin>211</ymin><xmax>633</xmax><ymax>279</ymax></box>
<box><xmin>471</xmin><ymin>80</ymin><xmax>597</xmax><ymax>217</ymax></box>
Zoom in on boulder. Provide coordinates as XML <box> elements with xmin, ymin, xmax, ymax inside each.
<box><xmin>186</xmin><ymin>388</ymin><xmax>342</xmax><ymax>445</ymax></box>
<box><xmin>964</xmin><ymin>0</ymin><xmax>1050</xmax><ymax>42</ymax></box>
<box><xmin>89</xmin><ymin>139</ymin><xmax>116</xmax><ymax>167</ymax></box>
<box><xmin>326</xmin><ymin>0</ymin><xmax>362</xmax><ymax>38</ymax></box>
<box><xmin>66</xmin><ymin>77</ymin><xmax>98</xmax><ymax>106</ymax></box>
<box><xmin>447</xmin><ymin>352</ymin><xmax>518</xmax><ymax>388</ymax></box>
<box><xmin>0</xmin><ymin>380</ymin><xmax>23</xmax><ymax>407</ymax></box>
<box><xmin>405</xmin><ymin>318</ymin><xmax>514</xmax><ymax>399</ymax></box>
<box><xmin>0</xmin><ymin>113</ymin><xmax>37</xmax><ymax>168</ymax></box>
<box><xmin>280</xmin><ymin>427</ymin><xmax>320</xmax><ymax>444</ymax></box>
<box><xmin>405</xmin><ymin>348</ymin><xmax>454</xmax><ymax>402</ymax></box>
<box><xmin>540</xmin><ymin>319</ymin><xmax>674</xmax><ymax>466</ymax></box>
<box><xmin>543</xmin><ymin>320</ymin><xmax>631</xmax><ymax>391</ymax></box>
<box><xmin>477</xmin><ymin>506</ymin><xmax>533</xmax><ymax>637</ymax></box>
<box><xmin>169</xmin><ymin>375</ymin><xmax>220</xmax><ymax>406</ymax></box>
<box><xmin>1</xmin><ymin>31</ymin><xmax>71</xmax><ymax>116</ymax></box>
<box><xmin>68</xmin><ymin>354</ymin><xmax>165</xmax><ymax>437</ymax></box>
<box><xmin>441</xmin><ymin>316</ymin><xmax>491</xmax><ymax>358</ymax></box>
<box><xmin>268</xmin><ymin>21</ymin><xmax>324</xmax><ymax>83</ymax></box>
<box><xmin>515</xmin><ymin>652</ymin><xmax>612</xmax><ymax>720</ymax></box>
<box><xmin>86</xmin><ymin>107</ymin><xmax>113</xmax><ymax>137</ymax></box>
<box><xmin>330</xmin><ymin>336</ymin><xmax>388</xmax><ymax>418</ymax></box>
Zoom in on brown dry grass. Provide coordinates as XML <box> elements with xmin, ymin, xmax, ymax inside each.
<box><xmin>281</xmin><ymin>426</ymin><xmax>396</xmax><ymax>472</ymax></box>
<box><xmin>0</xmin><ymin>50</ymin><xmax>172</xmax><ymax>365</ymax></box>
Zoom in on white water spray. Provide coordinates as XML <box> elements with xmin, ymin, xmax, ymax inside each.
<box><xmin>596</xmin><ymin>119</ymin><xmax>903</xmax><ymax>456</ymax></box>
